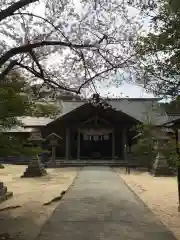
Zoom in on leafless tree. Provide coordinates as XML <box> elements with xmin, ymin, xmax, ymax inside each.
<box><xmin>0</xmin><ymin>0</ymin><xmax>141</xmax><ymax>95</ymax></box>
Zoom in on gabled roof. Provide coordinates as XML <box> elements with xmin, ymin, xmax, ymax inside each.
<box><xmin>15</xmin><ymin>98</ymin><xmax>170</xmax><ymax>129</ymax></box>
<box><xmin>45</xmin><ymin>132</ymin><xmax>62</xmax><ymax>139</ymax></box>
<box><xmin>47</xmin><ymin>98</ymin><xmax>169</xmax><ymax>126</ymax></box>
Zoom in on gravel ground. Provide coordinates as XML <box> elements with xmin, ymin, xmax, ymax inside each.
<box><xmin>116</xmin><ymin>168</ymin><xmax>180</xmax><ymax>240</ymax></box>
<box><xmin>0</xmin><ymin>165</ymin><xmax>78</xmax><ymax>240</ymax></box>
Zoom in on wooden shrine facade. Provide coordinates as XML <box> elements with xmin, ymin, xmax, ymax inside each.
<box><xmin>43</xmin><ymin>102</ymin><xmax>139</xmax><ymax>160</ymax></box>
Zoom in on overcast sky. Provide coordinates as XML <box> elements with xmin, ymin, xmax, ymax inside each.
<box><xmin>97</xmin><ymin>83</ymin><xmax>154</xmax><ymax>98</ymax></box>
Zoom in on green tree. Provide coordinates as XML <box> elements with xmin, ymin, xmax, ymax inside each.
<box><xmin>0</xmin><ymin>70</ymin><xmax>59</xmax><ymax>157</ymax></box>
<box><xmin>133</xmin><ymin>0</ymin><xmax>180</xmax><ymax>97</ymax></box>
<box><xmin>132</xmin><ymin>123</ymin><xmax>179</xmax><ymax>171</ymax></box>
<box><xmin>131</xmin><ymin>123</ymin><xmax>156</xmax><ymax>170</ymax></box>
<box><xmin>31</xmin><ymin>103</ymin><xmax>60</xmax><ymax>118</ymax></box>
<box><xmin>159</xmin><ymin>138</ymin><xmax>180</xmax><ymax>170</ymax></box>
<box><xmin>161</xmin><ymin>96</ymin><xmax>180</xmax><ymax>114</ymax></box>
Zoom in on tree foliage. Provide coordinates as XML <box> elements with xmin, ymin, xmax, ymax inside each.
<box><xmin>31</xmin><ymin>103</ymin><xmax>60</xmax><ymax>118</ymax></box>
<box><xmin>132</xmin><ymin>0</ymin><xmax>180</xmax><ymax>97</ymax></box>
<box><xmin>0</xmin><ymin>0</ymin><xmax>141</xmax><ymax>94</ymax></box>
<box><xmin>161</xmin><ymin>96</ymin><xmax>180</xmax><ymax>114</ymax></box>
<box><xmin>132</xmin><ymin>122</ymin><xmax>179</xmax><ymax>169</ymax></box>
<box><xmin>0</xmin><ymin>70</ymin><xmax>59</xmax><ymax>156</ymax></box>
<box><xmin>131</xmin><ymin>123</ymin><xmax>156</xmax><ymax>159</ymax></box>
<box><xmin>159</xmin><ymin>138</ymin><xmax>180</xmax><ymax>169</ymax></box>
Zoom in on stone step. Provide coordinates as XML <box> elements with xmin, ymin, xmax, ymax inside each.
<box><xmin>47</xmin><ymin>160</ymin><xmax>133</xmax><ymax>168</ymax></box>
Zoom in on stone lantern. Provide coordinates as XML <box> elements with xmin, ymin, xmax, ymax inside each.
<box><xmin>151</xmin><ymin>128</ymin><xmax>173</xmax><ymax>176</ymax></box>
<box><xmin>0</xmin><ymin>182</ymin><xmax>13</xmax><ymax>203</ymax></box>
<box><xmin>21</xmin><ymin>130</ymin><xmax>47</xmax><ymax>177</ymax></box>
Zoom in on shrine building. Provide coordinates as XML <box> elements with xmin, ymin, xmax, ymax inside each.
<box><xmin>8</xmin><ymin>94</ymin><xmax>175</xmax><ymax>164</ymax></box>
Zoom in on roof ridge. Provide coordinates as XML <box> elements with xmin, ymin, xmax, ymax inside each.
<box><xmin>62</xmin><ymin>98</ymin><xmax>161</xmax><ymax>102</ymax></box>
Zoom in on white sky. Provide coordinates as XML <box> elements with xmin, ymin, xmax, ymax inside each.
<box><xmin>97</xmin><ymin>83</ymin><xmax>154</xmax><ymax>98</ymax></box>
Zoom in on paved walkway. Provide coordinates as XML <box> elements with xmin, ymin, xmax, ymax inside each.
<box><xmin>37</xmin><ymin>167</ymin><xmax>177</xmax><ymax>240</ymax></box>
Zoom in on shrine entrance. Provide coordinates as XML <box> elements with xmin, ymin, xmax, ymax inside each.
<box><xmin>45</xmin><ymin>101</ymin><xmax>139</xmax><ymax>161</ymax></box>
<box><xmin>80</xmin><ymin>129</ymin><xmax>113</xmax><ymax>159</ymax></box>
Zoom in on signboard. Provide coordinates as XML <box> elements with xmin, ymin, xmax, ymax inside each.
<box><xmin>80</xmin><ymin>128</ymin><xmax>112</xmax><ymax>135</ymax></box>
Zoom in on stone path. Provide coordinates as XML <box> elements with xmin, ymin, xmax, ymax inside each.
<box><xmin>37</xmin><ymin>167</ymin><xmax>177</xmax><ymax>240</ymax></box>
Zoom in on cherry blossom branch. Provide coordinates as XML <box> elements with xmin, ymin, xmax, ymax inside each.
<box><xmin>16</xmin><ymin>62</ymin><xmax>79</xmax><ymax>94</ymax></box>
<box><xmin>0</xmin><ymin>40</ymin><xmax>98</xmax><ymax>69</ymax></box>
<box><xmin>0</xmin><ymin>0</ymin><xmax>38</xmax><ymax>22</ymax></box>
<box><xmin>77</xmin><ymin>54</ymin><xmax>136</xmax><ymax>93</ymax></box>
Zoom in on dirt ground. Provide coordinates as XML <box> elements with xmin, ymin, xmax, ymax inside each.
<box><xmin>0</xmin><ymin>165</ymin><xmax>78</xmax><ymax>240</ymax></box>
<box><xmin>116</xmin><ymin>168</ymin><xmax>180</xmax><ymax>240</ymax></box>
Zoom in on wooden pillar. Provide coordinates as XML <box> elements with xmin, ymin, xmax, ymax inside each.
<box><xmin>112</xmin><ymin>130</ymin><xmax>115</xmax><ymax>160</ymax></box>
<box><xmin>77</xmin><ymin>129</ymin><xmax>80</xmax><ymax>160</ymax></box>
<box><xmin>65</xmin><ymin>127</ymin><xmax>70</xmax><ymax>160</ymax></box>
<box><xmin>68</xmin><ymin>128</ymin><xmax>71</xmax><ymax>159</ymax></box>
<box><xmin>51</xmin><ymin>146</ymin><xmax>56</xmax><ymax>165</ymax></box>
<box><xmin>122</xmin><ymin>126</ymin><xmax>127</xmax><ymax>160</ymax></box>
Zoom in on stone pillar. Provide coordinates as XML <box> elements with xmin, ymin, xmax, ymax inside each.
<box><xmin>77</xmin><ymin>129</ymin><xmax>80</xmax><ymax>160</ymax></box>
<box><xmin>0</xmin><ymin>182</ymin><xmax>13</xmax><ymax>203</ymax></box>
<box><xmin>112</xmin><ymin>130</ymin><xmax>115</xmax><ymax>160</ymax></box>
<box><xmin>65</xmin><ymin>127</ymin><xmax>70</xmax><ymax>160</ymax></box>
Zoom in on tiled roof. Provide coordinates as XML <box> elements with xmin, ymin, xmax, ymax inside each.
<box><xmin>2</xmin><ymin>126</ymin><xmax>37</xmax><ymax>133</ymax></box>
<box><xmin>109</xmin><ymin>99</ymin><xmax>169</xmax><ymax>125</ymax></box>
<box><xmin>46</xmin><ymin>98</ymin><xmax>169</xmax><ymax>125</ymax></box>
<box><xmin>19</xmin><ymin>117</ymin><xmax>52</xmax><ymax>126</ymax></box>
<box><xmin>162</xmin><ymin>115</ymin><xmax>180</xmax><ymax>125</ymax></box>
<box><xmin>16</xmin><ymin>98</ymin><xmax>172</xmax><ymax>128</ymax></box>
<box><xmin>59</xmin><ymin>100</ymin><xmax>84</xmax><ymax>117</ymax></box>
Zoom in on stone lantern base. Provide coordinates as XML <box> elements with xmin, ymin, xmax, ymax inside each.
<box><xmin>151</xmin><ymin>154</ymin><xmax>173</xmax><ymax>176</ymax></box>
<box><xmin>0</xmin><ymin>163</ymin><xmax>4</xmax><ymax>169</ymax></box>
<box><xmin>21</xmin><ymin>156</ymin><xmax>47</xmax><ymax>178</ymax></box>
<box><xmin>0</xmin><ymin>182</ymin><xmax>13</xmax><ymax>203</ymax></box>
